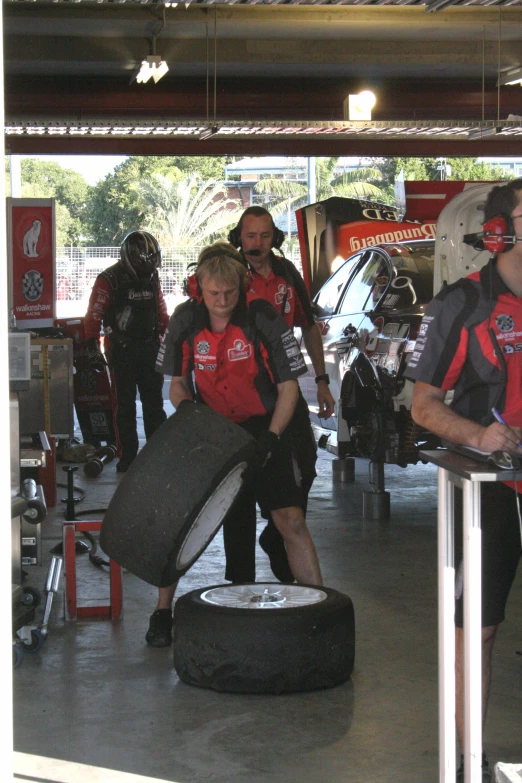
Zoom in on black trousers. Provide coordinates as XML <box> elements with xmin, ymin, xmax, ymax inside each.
<box><xmin>223</xmin><ymin>393</ymin><xmax>317</xmax><ymax>582</ymax></box>
<box><xmin>110</xmin><ymin>339</ymin><xmax>166</xmax><ymax>461</ymax></box>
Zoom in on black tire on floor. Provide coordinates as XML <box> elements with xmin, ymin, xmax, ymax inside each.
<box><xmin>100</xmin><ymin>403</ymin><xmax>257</xmax><ymax>587</ymax></box>
<box><xmin>173</xmin><ymin>583</ymin><xmax>355</xmax><ymax>694</ymax></box>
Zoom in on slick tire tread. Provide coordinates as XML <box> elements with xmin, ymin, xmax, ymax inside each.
<box><xmin>173</xmin><ymin>583</ymin><xmax>355</xmax><ymax>694</ymax></box>
<box><xmin>100</xmin><ymin>403</ymin><xmax>256</xmax><ymax>586</ymax></box>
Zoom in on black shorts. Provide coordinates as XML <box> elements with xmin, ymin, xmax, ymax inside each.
<box><xmin>454</xmin><ymin>482</ymin><xmax>521</xmax><ymax>628</ymax></box>
<box><xmin>254</xmin><ymin>429</ymin><xmax>305</xmax><ymax>512</ymax></box>
<box><xmin>240</xmin><ymin>416</ymin><xmax>305</xmax><ymax>513</ymax></box>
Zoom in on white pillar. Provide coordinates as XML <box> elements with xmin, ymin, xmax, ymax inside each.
<box><xmin>307</xmin><ymin>157</ymin><xmax>316</xmax><ymax>205</ymax></box>
<box><xmin>10</xmin><ymin>155</ymin><xmax>21</xmax><ymax>197</ymax></box>
<box><xmin>0</xmin><ymin>1</ymin><xmax>16</xmax><ymax>779</ymax></box>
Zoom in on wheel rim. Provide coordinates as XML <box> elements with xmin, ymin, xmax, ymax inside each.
<box><xmin>200</xmin><ymin>583</ymin><xmax>327</xmax><ymax>609</ymax></box>
<box><xmin>176</xmin><ymin>462</ymin><xmax>247</xmax><ymax>570</ymax></box>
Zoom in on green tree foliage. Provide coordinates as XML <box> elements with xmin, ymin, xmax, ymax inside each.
<box><xmin>138</xmin><ymin>173</ymin><xmax>243</xmax><ymax>246</ymax></box>
<box><xmin>20</xmin><ymin>159</ymin><xmax>90</xmax><ymax>245</ymax></box>
<box><xmin>84</xmin><ymin>155</ymin><xmax>231</xmax><ymax>244</ymax></box>
<box><xmin>370</xmin><ymin>156</ymin><xmax>512</xmax><ymax>201</ymax></box>
<box><xmin>255</xmin><ymin>157</ymin><xmax>387</xmax><ymax>220</ymax></box>
<box><xmin>444</xmin><ymin>157</ymin><xmax>511</xmax><ymax>181</ymax></box>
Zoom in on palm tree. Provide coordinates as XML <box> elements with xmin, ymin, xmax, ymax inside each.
<box><xmin>138</xmin><ymin>173</ymin><xmax>244</xmax><ymax>246</ymax></box>
<box><xmin>254</xmin><ymin>157</ymin><xmax>387</xmax><ymax>230</ymax></box>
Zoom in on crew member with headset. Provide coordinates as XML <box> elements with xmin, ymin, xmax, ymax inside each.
<box><xmin>406</xmin><ymin>179</ymin><xmax>522</xmax><ymax>783</ymax></box>
<box><xmin>226</xmin><ymin>206</ymin><xmax>335</xmax><ymax>584</ymax></box>
<box><xmin>84</xmin><ymin>230</ymin><xmax>169</xmax><ymax>473</ymax></box>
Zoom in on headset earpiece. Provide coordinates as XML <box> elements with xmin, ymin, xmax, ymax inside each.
<box><xmin>228</xmin><ymin>225</ymin><xmax>241</xmax><ymax>248</ymax></box>
<box><xmin>272</xmin><ymin>226</ymin><xmax>285</xmax><ymax>250</ymax></box>
<box><xmin>483</xmin><ymin>215</ymin><xmax>512</xmax><ymax>254</ymax></box>
<box><xmin>182</xmin><ymin>263</ymin><xmax>200</xmax><ymax>299</ymax></box>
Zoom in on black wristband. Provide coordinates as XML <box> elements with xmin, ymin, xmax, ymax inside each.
<box><xmin>315</xmin><ymin>374</ymin><xmax>330</xmax><ymax>385</ymax></box>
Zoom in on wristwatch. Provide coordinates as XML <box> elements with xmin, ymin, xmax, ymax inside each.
<box><xmin>315</xmin><ymin>374</ymin><xmax>330</xmax><ymax>385</ymax></box>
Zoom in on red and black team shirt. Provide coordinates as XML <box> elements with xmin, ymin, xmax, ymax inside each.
<box><xmin>156</xmin><ymin>297</ymin><xmax>307</xmax><ymax>424</ymax></box>
<box><xmin>405</xmin><ymin>258</ymin><xmax>522</xmax><ymax>430</ymax></box>
<box><xmin>245</xmin><ymin>253</ymin><xmax>315</xmax><ymax>330</ymax></box>
<box><xmin>84</xmin><ymin>263</ymin><xmax>170</xmax><ymax>342</ymax></box>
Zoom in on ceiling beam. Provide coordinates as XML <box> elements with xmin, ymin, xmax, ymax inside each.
<box><xmin>6</xmin><ymin>35</ymin><xmax>521</xmax><ymax>79</ymax></box>
<box><xmin>6</xmin><ymin>76</ymin><xmax>522</xmax><ymax>123</ymax></box>
<box><xmin>6</xmin><ymin>134</ymin><xmax>522</xmax><ymax>157</ymax></box>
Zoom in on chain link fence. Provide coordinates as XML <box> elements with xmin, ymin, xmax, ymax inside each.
<box><xmin>55</xmin><ymin>245</ymin><xmax>303</xmax><ymax>318</ymax></box>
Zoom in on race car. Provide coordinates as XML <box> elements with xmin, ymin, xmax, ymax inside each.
<box><xmin>295</xmin><ymin>183</ymin><xmax>500</xmax><ymax>469</ymax></box>
<box><xmin>297</xmin><ymin>238</ymin><xmax>438</xmax><ymax>466</ymax></box>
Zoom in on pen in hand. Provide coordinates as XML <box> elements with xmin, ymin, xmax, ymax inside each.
<box><xmin>491</xmin><ymin>408</ymin><xmax>522</xmax><ymax>449</ymax></box>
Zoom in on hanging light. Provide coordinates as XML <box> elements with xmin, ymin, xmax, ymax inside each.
<box><xmin>133</xmin><ymin>6</ymin><xmax>169</xmax><ymax>86</ymax></box>
<box><xmin>497</xmin><ymin>66</ymin><xmax>522</xmax><ymax>87</ymax></box>
<box><xmin>136</xmin><ymin>56</ymin><xmax>169</xmax><ymax>85</ymax></box>
<box><xmin>345</xmin><ymin>91</ymin><xmax>377</xmax><ymax>121</ymax></box>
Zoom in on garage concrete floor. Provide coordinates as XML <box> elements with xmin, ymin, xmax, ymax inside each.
<box><xmin>13</xmin><ymin>402</ymin><xmax>521</xmax><ymax>783</ymax></box>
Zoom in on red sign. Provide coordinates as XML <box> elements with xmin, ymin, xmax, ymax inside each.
<box><xmin>403</xmin><ymin>181</ymin><xmax>496</xmax><ymax>222</ymax></box>
<box><xmin>337</xmin><ymin>219</ymin><xmax>436</xmax><ymax>257</ymax></box>
<box><xmin>9</xmin><ymin>199</ymin><xmax>55</xmax><ymax>328</ymax></box>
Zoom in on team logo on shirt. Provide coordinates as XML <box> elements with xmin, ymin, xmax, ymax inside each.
<box><xmin>274</xmin><ymin>284</ymin><xmax>292</xmax><ymax>314</ymax></box>
<box><xmin>496</xmin><ymin>314</ymin><xmax>514</xmax><ymax>332</ymax></box>
<box><xmin>228</xmin><ymin>339</ymin><xmax>252</xmax><ymax>361</ymax></box>
<box><xmin>196</xmin><ymin>340</ymin><xmax>211</xmax><ymax>355</ymax></box>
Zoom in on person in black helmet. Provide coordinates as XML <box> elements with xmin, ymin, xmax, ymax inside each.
<box><xmin>84</xmin><ymin>230</ymin><xmax>170</xmax><ymax>472</ymax></box>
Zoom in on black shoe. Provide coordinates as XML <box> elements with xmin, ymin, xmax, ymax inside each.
<box><xmin>116</xmin><ymin>458</ymin><xmax>134</xmax><ymax>473</ymax></box>
<box><xmin>259</xmin><ymin>524</ymin><xmax>295</xmax><ymax>583</ymax></box>
<box><xmin>145</xmin><ymin>609</ymin><xmax>173</xmax><ymax>647</ymax></box>
<box><xmin>456</xmin><ymin>754</ymin><xmax>491</xmax><ymax>783</ymax></box>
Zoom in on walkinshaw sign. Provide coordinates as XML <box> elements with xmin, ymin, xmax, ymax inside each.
<box><xmin>8</xmin><ymin>198</ymin><xmax>56</xmax><ymax>329</ymax></box>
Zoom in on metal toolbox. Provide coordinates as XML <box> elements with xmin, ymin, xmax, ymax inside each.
<box><xmin>17</xmin><ymin>338</ymin><xmax>74</xmax><ymax>438</ymax></box>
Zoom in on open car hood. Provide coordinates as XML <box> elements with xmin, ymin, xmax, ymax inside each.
<box><xmin>296</xmin><ymin>182</ymin><xmax>498</xmax><ymax>300</ymax></box>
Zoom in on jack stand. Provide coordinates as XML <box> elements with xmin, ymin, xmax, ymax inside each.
<box><xmin>332</xmin><ymin>457</ymin><xmax>355</xmax><ymax>482</ymax></box>
<box><xmin>62</xmin><ymin>465</ymin><xmax>81</xmax><ymax>521</ymax></box>
<box><xmin>363</xmin><ymin>460</ymin><xmax>390</xmax><ymax>520</ymax></box>
<box><xmin>51</xmin><ymin>465</ymin><xmax>88</xmax><ymax>554</ymax></box>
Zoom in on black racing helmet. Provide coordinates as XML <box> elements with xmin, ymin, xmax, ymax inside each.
<box><xmin>120</xmin><ymin>230</ymin><xmax>162</xmax><ymax>279</ymax></box>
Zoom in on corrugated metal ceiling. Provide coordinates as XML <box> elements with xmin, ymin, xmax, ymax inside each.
<box><xmin>7</xmin><ymin>118</ymin><xmax>522</xmax><ymax>140</ymax></box>
<box><xmin>4</xmin><ymin>0</ymin><xmax>522</xmax><ymax>7</ymax></box>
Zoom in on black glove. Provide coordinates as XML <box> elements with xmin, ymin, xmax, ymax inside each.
<box><xmin>256</xmin><ymin>430</ymin><xmax>280</xmax><ymax>468</ymax></box>
<box><xmin>85</xmin><ymin>337</ymin><xmax>107</xmax><ymax>371</ymax></box>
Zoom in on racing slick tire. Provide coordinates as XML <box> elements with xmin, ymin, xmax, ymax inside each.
<box><xmin>173</xmin><ymin>583</ymin><xmax>355</xmax><ymax>694</ymax></box>
<box><xmin>100</xmin><ymin>403</ymin><xmax>257</xmax><ymax>587</ymax></box>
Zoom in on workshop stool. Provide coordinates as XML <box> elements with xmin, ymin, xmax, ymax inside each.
<box><xmin>63</xmin><ymin>520</ymin><xmax>123</xmax><ymax>621</ymax></box>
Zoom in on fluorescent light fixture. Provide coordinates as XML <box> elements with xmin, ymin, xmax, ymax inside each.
<box><xmin>136</xmin><ymin>56</ymin><xmax>169</xmax><ymax>85</ymax></box>
<box><xmin>199</xmin><ymin>125</ymin><xmax>218</xmax><ymax>141</ymax></box>
<box><xmin>497</xmin><ymin>66</ymin><xmax>522</xmax><ymax>87</ymax></box>
<box><xmin>468</xmin><ymin>126</ymin><xmax>500</xmax><ymax>140</ymax></box>
<box><xmin>347</xmin><ymin>91</ymin><xmax>376</xmax><ymax>121</ymax></box>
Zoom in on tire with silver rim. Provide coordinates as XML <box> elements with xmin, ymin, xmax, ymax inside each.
<box><xmin>174</xmin><ymin>582</ymin><xmax>355</xmax><ymax>693</ymax></box>
<box><xmin>100</xmin><ymin>403</ymin><xmax>257</xmax><ymax>587</ymax></box>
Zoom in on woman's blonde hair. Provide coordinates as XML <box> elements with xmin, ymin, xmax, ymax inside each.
<box><xmin>196</xmin><ymin>241</ymin><xmax>247</xmax><ymax>291</ymax></box>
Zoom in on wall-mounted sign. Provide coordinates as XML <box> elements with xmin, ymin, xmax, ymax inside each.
<box><xmin>8</xmin><ymin>198</ymin><xmax>56</xmax><ymax>328</ymax></box>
